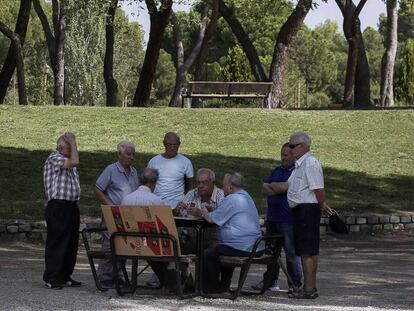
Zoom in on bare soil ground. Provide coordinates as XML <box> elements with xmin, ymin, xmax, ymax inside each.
<box><xmin>1</xmin><ymin>230</ymin><xmax>413</xmax><ymax>311</ymax></box>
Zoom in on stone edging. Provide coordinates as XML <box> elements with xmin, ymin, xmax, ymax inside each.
<box><xmin>1</xmin><ymin>215</ymin><xmax>414</xmax><ymax>239</ymax></box>
<box><xmin>319</xmin><ymin>215</ymin><xmax>414</xmax><ymax>233</ymax></box>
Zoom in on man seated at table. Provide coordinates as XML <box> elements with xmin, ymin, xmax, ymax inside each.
<box><xmin>121</xmin><ymin>168</ymin><xmax>172</xmax><ymax>289</ymax></box>
<box><xmin>175</xmin><ymin>168</ymin><xmax>225</xmax><ymax>252</ymax></box>
<box><xmin>175</xmin><ymin>168</ymin><xmax>225</xmax><ymax>289</ymax></box>
<box><xmin>188</xmin><ymin>172</ymin><xmax>264</xmax><ymax>294</ymax></box>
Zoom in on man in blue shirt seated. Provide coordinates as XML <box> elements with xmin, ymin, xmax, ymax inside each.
<box><xmin>252</xmin><ymin>143</ymin><xmax>302</xmax><ymax>293</ymax></box>
<box><xmin>188</xmin><ymin>172</ymin><xmax>264</xmax><ymax>294</ymax></box>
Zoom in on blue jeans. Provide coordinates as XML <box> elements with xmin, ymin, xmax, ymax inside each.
<box><xmin>264</xmin><ymin>221</ymin><xmax>302</xmax><ymax>288</ymax></box>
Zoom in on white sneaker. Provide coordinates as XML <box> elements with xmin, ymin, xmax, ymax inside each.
<box><xmin>251</xmin><ymin>280</ymin><xmax>280</xmax><ymax>291</ymax></box>
<box><xmin>268</xmin><ymin>284</ymin><xmax>281</xmax><ymax>292</ymax></box>
<box><xmin>146</xmin><ymin>273</ymin><xmax>160</xmax><ymax>288</ymax></box>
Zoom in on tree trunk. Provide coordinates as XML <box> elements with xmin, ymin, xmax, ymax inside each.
<box><xmin>133</xmin><ymin>0</ymin><xmax>173</xmax><ymax>107</ymax></box>
<box><xmin>380</xmin><ymin>0</ymin><xmax>398</xmax><ymax>107</ymax></box>
<box><xmin>269</xmin><ymin>0</ymin><xmax>313</xmax><ymax>108</ymax></box>
<box><xmin>218</xmin><ymin>0</ymin><xmax>267</xmax><ymax>82</ymax></box>
<box><xmin>336</xmin><ymin>0</ymin><xmax>371</xmax><ymax>108</ymax></box>
<box><xmin>193</xmin><ymin>0</ymin><xmax>219</xmax><ymax>108</ymax></box>
<box><xmin>0</xmin><ymin>21</ymin><xmax>28</xmax><ymax>105</ymax></box>
<box><xmin>354</xmin><ymin>33</ymin><xmax>371</xmax><ymax>108</ymax></box>
<box><xmin>53</xmin><ymin>0</ymin><xmax>66</xmax><ymax>106</ymax></box>
<box><xmin>0</xmin><ymin>0</ymin><xmax>31</xmax><ymax>104</ymax></box>
<box><xmin>34</xmin><ymin>0</ymin><xmax>67</xmax><ymax>105</ymax></box>
<box><xmin>104</xmin><ymin>0</ymin><xmax>119</xmax><ymax>107</ymax></box>
<box><xmin>169</xmin><ymin>3</ymin><xmax>210</xmax><ymax>108</ymax></box>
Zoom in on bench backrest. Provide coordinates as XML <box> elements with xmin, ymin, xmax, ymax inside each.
<box><xmin>187</xmin><ymin>81</ymin><xmax>272</xmax><ymax>95</ymax></box>
<box><xmin>102</xmin><ymin>205</ymin><xmax>180</xmax><ymax>257</ymax></box>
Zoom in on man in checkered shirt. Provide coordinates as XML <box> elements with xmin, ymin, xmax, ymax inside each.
<box><xmin>43</xmin><ymin>132</ymin><xmax>81</xmax><ymax>290</ymax></box>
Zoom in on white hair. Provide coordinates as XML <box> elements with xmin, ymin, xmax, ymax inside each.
<box><xmin>117</xmin><ymin>140</ymin><xmax>135</xmax><ymax>154</ymax></box>
<box><xmin>224</xmin><ymin>172</ymin><xmax>243</xmax><ymax>188</ymax></box>
<box><xmin>56</xmin><ymin>136</ymin><xmax>66</xmax><ymax>149</ymax></box>
<box><xmin>197</xmin><ymin>168</ymin><xmax>215</xmax><ymax>182</ymax></box>
<box><xmin>290</xmin><ymin>131</ymin><xmax>312</xmax><ymax>147</ymax></box>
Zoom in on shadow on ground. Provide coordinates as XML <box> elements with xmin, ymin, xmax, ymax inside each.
<box><xmin>0</xmin><ymin>147</ymin><xmax>413</xmax><ymax>219</ymax></box>
<box><xmin>1</xmin><ymin>231</ymin><xmax>413</xmax><ymax>311</ymax></box>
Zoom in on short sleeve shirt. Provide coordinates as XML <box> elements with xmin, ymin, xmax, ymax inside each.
<box><xmin>95</xmin><ymin>162</ymin><xmax>139</xmax><ymax>205</ymax></box>
<box><xmin>181</xmin><ymin>186</ymin><xmax>225</xmax><ymax>214</ymax></box>
<box><xmin>43</xmin><ymin>151</ymin><xmax>80</xmax><ymax>201</ymax></box>
<box><xmin>147</xmin><ymin>154</ymin><xmax>194</xmax><ymax>208</ymax></box>
<box><xmin>209</xmin><ymin>189</ymin><xmax>263</xmax><ymax>252</ymax></box>
<box><xmin>287</xmin><ymin>152</ymin><xmax>324</xmax><ymax>208</ymax></box>
<box><xmin>265</xmin><ymin>165</ymin><xmax>294</xmax><ymax>223</ymax></box>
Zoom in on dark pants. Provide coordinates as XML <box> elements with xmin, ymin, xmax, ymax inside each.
<box><xmin>262</xmin><ymin>221</ymin><xmax>302</xmax><ymax>288</ymax></box>
<box><xmin>43</xmin><ymin>199</ymin><xmax>80</xmax><ymax>283</ymax></box>
<box><xmin>202</xmin><ymin>244</ymin><xmax>252</xmax><ymax>293</ymax></box>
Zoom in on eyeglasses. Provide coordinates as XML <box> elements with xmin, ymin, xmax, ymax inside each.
<box><xmin>289</xmin><ymin>143</ymin><xmax>302</xmax><ymax>149</ymax></box>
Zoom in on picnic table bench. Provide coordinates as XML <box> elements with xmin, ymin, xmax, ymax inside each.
<box><xmin>181</xmin><ymin>81</ymin><xmax>273</xmax><ymax>108</ymax></box>
<box><xmin>82</xmin><ymin>205</ymin><xmax>292</xmax><ymax>300</ymax></box>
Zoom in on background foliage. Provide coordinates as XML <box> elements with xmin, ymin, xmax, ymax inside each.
<box><xmin>1</xmin><ymin>0</ymin><xmax>412</xmax><ymax>107</ymax></box>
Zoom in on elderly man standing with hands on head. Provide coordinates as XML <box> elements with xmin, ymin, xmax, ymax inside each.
<box><xmin>43</xmin><ymin>132</ymin><xmax>81</xmax><ymax>290</ymax></box>
<box><xmin>95</xmin><ymin>140</ymin><xmax>139</xmax><ymax>287</ymax></box>
<box><xmin>287</xmin><ymin>131</ymin><xmax>332</xmax><ymax>299</ymax></box>
<box><xmin>188</xmin><ymin>172</ymin><xmax>263</xmax><ymax>294</ymax></box>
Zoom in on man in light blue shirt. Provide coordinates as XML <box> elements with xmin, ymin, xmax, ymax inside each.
<box><xmin>189</xmin><ymin>172</ymin><xmax>263</xmax><ymax>294</ymax></box>
<box><xmin>95</xmin><ymin>141</ymin><xmax>139</xmax><ymax>287</ymax></box>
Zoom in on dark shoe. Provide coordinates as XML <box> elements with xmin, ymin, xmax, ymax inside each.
<box><xmin>63</xmin><ymin>277</ymin><xmax>82</xmax><ymax>287</ymax></box>
<box><xmin>182</xmin><ymin>273</ymin><xmax>195</xmax><ymax>293</ymax></box>
<box><xmin>100</xmin><ymin>279</ymin><xmax>114</xmax><ymax>288</ymax></box>
<box><xmin>44</xmin><ymin>280</ymin><xmax>63</xmax><ymax>290</ymax></box>
<box><xmin>289</xmin><ymin>288</ymin><xmax>318</xmax><ymax>299</ymax></box>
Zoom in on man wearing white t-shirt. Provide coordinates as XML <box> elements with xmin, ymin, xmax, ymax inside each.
<box><xmin>146</xmin><ymin>132</ymin><xmax>194</xmax><ymax>287</ymax></box>
<box><xmin>148</xmin><ymin>132</ymin><xmax>194</xmax><ymax>209</ymax></box>
<box><xmin>287</xmin><ymin>131</ymin><xmax>332</xmax><ymax>299</ymax></box>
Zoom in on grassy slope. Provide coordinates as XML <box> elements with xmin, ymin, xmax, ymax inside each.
<box><xmin>0</xmin><ymin>106</ymin><xmax>413</xmax><ymax>220</ymax></box>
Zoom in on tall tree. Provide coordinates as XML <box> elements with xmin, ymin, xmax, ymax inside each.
<box><xmin>0</xmin><ymin>0</ymin><xmax>31</xmax><ymax>104</ymax></box>
<box><xmin>269</xmin><ymin>0</ymin><xmax>313</xmax><ymax>108</ymax></box>
<box><xmin>213</xmin><ymin>0</ymin><xmax>302</xmax><ymax>107</ymax></box>
<box><xmin>193</xmin><ymin>0</ymin><xmax>219</xmax><ymax>107</ymax></box>
<box><xmin>395</xmin><ymin>39</ymin><xmax>414</xmax><ymax>104</ymax></box>
<box><xmin>132</xmin><ymin>0</ymin><xmax>173</xmax><ymax>107</ymax></box>
<box><xmin>380</xmin><ymin>0</ymin><xmax>398</xmax><ymax>107</ymax></box>
<box><xmin>0</xmin><ymin>20</ymin><xmax>27</xmax><ymax>105</ymax></box>
<box><xmin>397</xmin><ymin>0</ymin><xmax>414</xmax><ymax>42</ymax></box>
<box><xmin>33</xmin><ymin>0</ymin><xmax>67</xmax><ymax>105</ymax></box>
<box><xmin>335</xmin><ymin>0</ymin><xmax>371</xmax><ymax>108</ymax></box>
<box><xmin>218</xmin><ymin>0</ymin><xmax>267</xmax><ymax>82</ymax></box>
<box><xmin>104</xmin><ymin>0</ymin><xmax>119</xmax><ymax>106</ymax></box>
<box><xmin>169</xmin><ymin>2</ymin><xmax>210</xmax><ymax>107</ymax></box>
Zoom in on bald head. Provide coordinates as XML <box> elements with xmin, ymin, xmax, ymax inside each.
<box><xmin>139</xmin><ymin>168</ymin><xmax>159</xmax><ymax>192</ymax></box>
<box><xmin>163</xmin><ymin>132</ymin><xmax>181</xmax><ymax>158</ymax></box>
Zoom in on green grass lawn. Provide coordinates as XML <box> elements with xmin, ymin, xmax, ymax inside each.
<box><xmin>0</xmin><ymin>106</ymin><xmax>413</xmax><ymax>220</ymax></box>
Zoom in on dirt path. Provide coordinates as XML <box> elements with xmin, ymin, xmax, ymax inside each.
<box><xmin>1</xmin><ymin>231</ymin><xmax>413</xmax><ymax>311</ymax></box>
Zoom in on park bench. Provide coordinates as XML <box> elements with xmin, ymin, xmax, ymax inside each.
<box><xmin>81</xmin><ymin>205</ymin><xmax>200</xmax><ymax>298</ymax></box>
<box><xmin>181</xmin><ymin>81</ymin><xmax>273</xmax><ymax>108</ymax></box>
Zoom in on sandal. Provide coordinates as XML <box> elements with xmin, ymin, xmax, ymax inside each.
<box><xmin>288</xmin><ymin>288</ymin><xmax>319</xmax><ymax>299</ymax></box>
